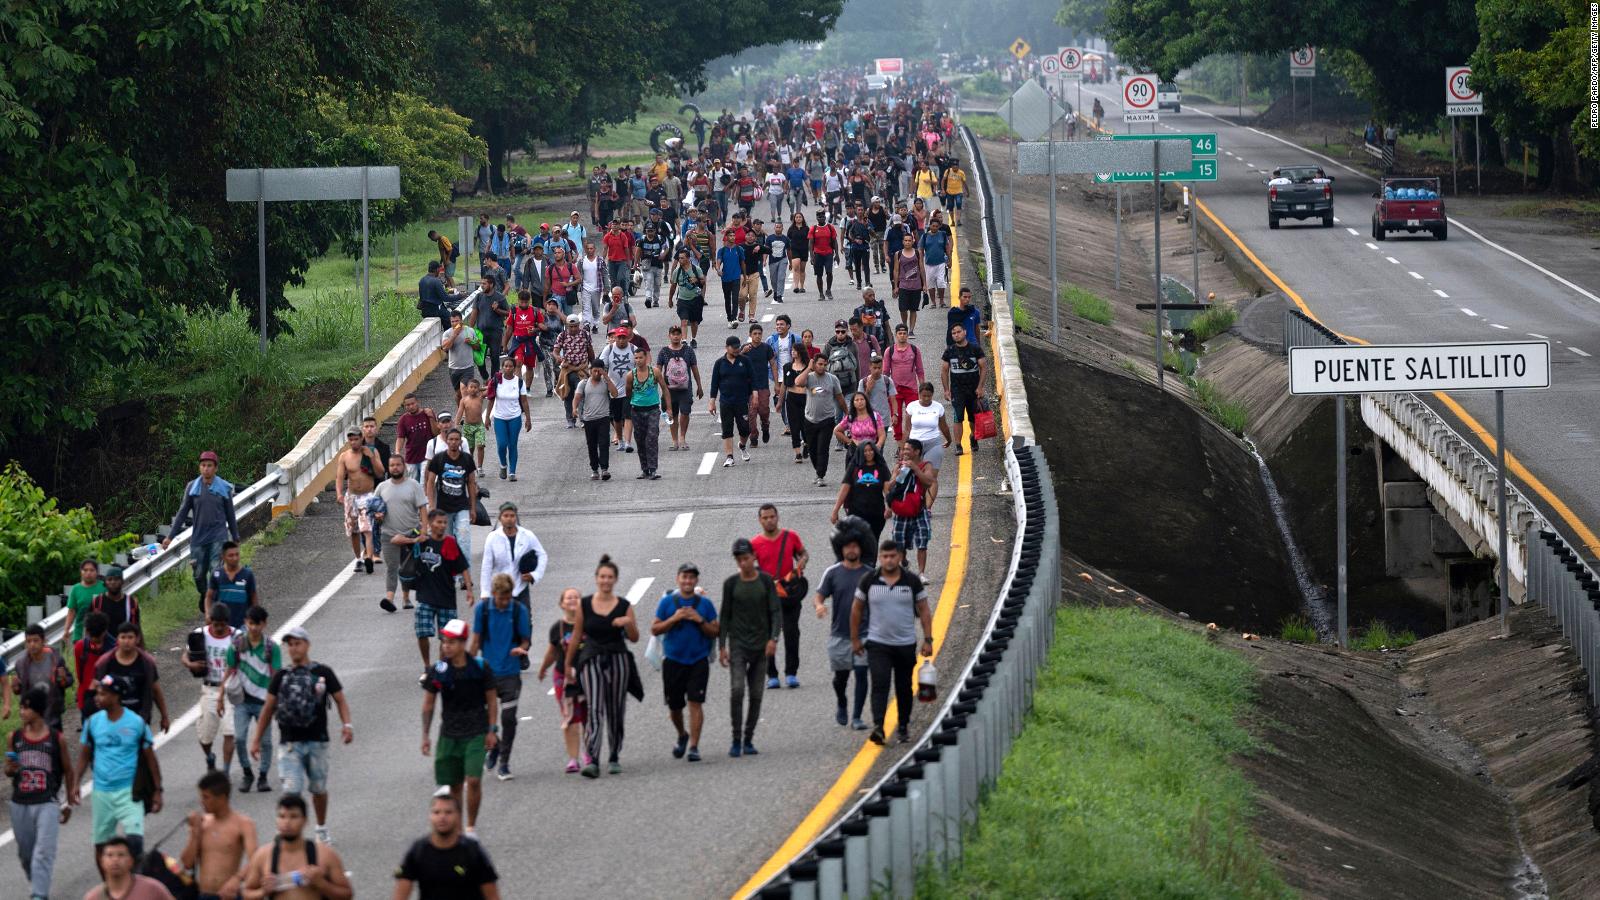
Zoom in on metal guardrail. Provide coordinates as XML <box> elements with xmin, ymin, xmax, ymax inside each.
<box><xmin>756</xmin><ymin>443</ymin><xmax>1058</xmax><ymax>899</ymax></box>
<box><xmin>5</xmin><ymin>290</ymin><xmax>475</xmax><ymax>669</ymax></box>
<box><xmin>1286</xmin><ymin>308</ymin><xmax>1600</xmax><ymax>698</ymax></box>
<box><xmin>752</xmin><ymin>116</ymin><xmax>1062</xmax><ymax>899</ymax></box>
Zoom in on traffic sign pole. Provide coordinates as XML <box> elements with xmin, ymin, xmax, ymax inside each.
<box><xmin>1496</xmin><ymin>389</ymin><xmax>1508</xmax><ymax>637</ymax></box>
<box><xmin>1452</xmin><ymin>117</ymin><xmax>1458</xmax><ymax>196</ymax></box>
<box><xmin>1191</xmin><ymin>186</ymin><xmax>1199</xmax><ymax>304</ymax></box>
<box><xmin>1152</xmin><ymin>142</ymin><xmax>1164</xmax><ymax>391</ymax></box>
<box><xmin>1336</xmin><ymin>394</ymin><xmax>1348</xmax><ymax>646</ymax></box>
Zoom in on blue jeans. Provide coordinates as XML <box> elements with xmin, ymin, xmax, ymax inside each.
<box><xmin>607</xmin><ymin>260</ymin><xmax>630</xmax><ymax>296</ymax></box>
<box><xmin>191</xmin><ymin>540</ymin><xmax>224</xmax><ymax>601</ymax></box>
<box><xmin>278</xmin><ymin>741</ymin><xmax>330</xmax><ymax>796</ymax></box>
<box><xmin>448</xmin><ymin>509</ymin><xmax>473</xmax><ymax>563</ymax></box>
<box><xmin>235</xmin><ymin>698</ymin><xmax>270</xmax><ymax>776</ymax></box>
<box><xmin>493</xmin><ymin>416</ymin><xmax>521</xmax><ymax>474</ymax></box>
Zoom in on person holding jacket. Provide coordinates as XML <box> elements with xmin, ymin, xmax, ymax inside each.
<box><xmin>478</xmin><ymin>502</ymin><xmax>548</xmax><ymax>611</ymax></box>
<box><xmin>162</xmin><ymin>450</ymin><xmax>240</xmax><ymax>608</ymax></box>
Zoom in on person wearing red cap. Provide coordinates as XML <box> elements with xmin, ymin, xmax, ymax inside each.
<box><xmin>421</xmin><ymin>617</ymin><xmax>498</xmax><ymax>835</ymax></box>
<box><xmin>162</xmin><ymin>450</ymin><xmax>240</xmax><ymax>609</ymax></box>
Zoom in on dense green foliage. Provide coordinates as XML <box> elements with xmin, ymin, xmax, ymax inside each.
<box><xmin>1086</xmin><ymin>0</ymin><xmax>1595</xmax><ymax>188</ymax></box>
<box><xmin>0</xmin><ymin>464</ymin><xmax>136</xmax><ymax>627</ymax></box>
<box><xmin>924</xmin><ymin>607</ymin><xmax>1288</xmax><ymax>898</ymax></box>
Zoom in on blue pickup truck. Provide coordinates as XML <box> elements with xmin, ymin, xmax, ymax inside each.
<box><xmin>1264</xmin><ymin>165</ymin><xmax>1335</xmax><ymax>229</ymax></box>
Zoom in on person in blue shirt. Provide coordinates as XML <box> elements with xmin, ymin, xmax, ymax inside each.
<box><xmin>920</xmin><ymin>217</ymin><xmax>952</xmax><ymax>307</ymax></box>
<box><xmin>163</xmin><ymin>450</ymin><xmax>240</xmax><ymax>609</ymax></box>
<box><xmin>650</xmin><ymin>563</ymin><xmax>719</xmax><ymax>762</ymax></box>
<box><xmin>471</xmin><ymin>573</ymin><xmax>531</xmax><ymax>781</ymax></box>
<box><xmin>77</xmin><ymin>675</ymin><xmax>162</xmax><ymax>859</ymax></box>
<box><xmin>715</xmin><ymin>240</ymin><xmax>746</xmax><ymax>327</ymax></box>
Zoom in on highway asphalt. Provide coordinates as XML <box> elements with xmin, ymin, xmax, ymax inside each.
<box><xmin>3</xmin><ymin>192</ymin><xmax>1015</xmax><ymax>900</ymax></box>
<box><xmin>1071</xmin><ymin>82</ymin><xmax>1600</xmax><ymax>560</ymax></box>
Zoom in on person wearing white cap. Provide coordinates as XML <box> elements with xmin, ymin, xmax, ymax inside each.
<box><xmin>421</xmin><ymin>617</ymin><xmax>498</xmax><ymax>835</ymax></box>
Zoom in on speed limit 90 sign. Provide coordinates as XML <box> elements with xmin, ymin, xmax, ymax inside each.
<box><xmin>1123</xmin><ymin>73</ymin><xmax>1159</xmax><ymax>122</ymax></box>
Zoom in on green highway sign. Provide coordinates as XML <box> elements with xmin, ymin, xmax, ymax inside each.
<box><xmin>1093</xmin><ymin>159</ymin><xmax>1217</xmax><ymax>183</ymax></box>
<box><xmin>1093</xmin><ymin>132</ymin><xmax>1217</xmax><ymax>182</ymax></box>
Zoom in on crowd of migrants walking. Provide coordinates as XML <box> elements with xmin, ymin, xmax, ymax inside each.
<box><xmin>3</xmin><ymin>64</ymin><xmax>996</xmax><ymax>900</ymax></box>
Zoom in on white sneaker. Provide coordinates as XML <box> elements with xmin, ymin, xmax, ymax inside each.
<box><xmin>723</xmin><ymin>455</ymin><xmax>735</xmax><ymax>468</ymax></box>
<box><xmin>740</xmin><ymin>447</ymin><xmax>751</xmax><ymax>462</ymax></box>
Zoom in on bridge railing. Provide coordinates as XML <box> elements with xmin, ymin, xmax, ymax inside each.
<box><xmin>1287</xmin><ymin>307</ymin><xmax>1600</xmax><ymax>699</ymax></box>
<box><xmin>3</xmin><ymin>290</ymin><xmax>475</xmax><ymax>670</ymax></box>
<box><xmin>751</xmin><ymin>120</ymin><xmax>1061</xmax><ymax>899</ymax></box>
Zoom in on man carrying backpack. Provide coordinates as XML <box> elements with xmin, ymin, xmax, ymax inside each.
<box><xmin>249</xmin><ymin>627</ymin><xmax>352</xmax><ymax>846</ymax></box>
<box><xmin>221</xmin><ymin>605</ymin><xmax>279</xmax><ymax>794</ymax></box>
<box><xmin>421</xmin><ymin>618</ymin><xmax>499</xmax><ymax>836</ymax></box>
<box><xmin>657</xmin><ymin>325</ymin><xmax>703</xmax><ymax>452</ymax></box>
<box><xmin>824</xmin><ymin>319</ymin><xmax>861</xmax><ymax>396</ymax></box>
<box><xmin>808</xmin><ymin>212</ymin><xmax>838</xmax><ymax>300</ymax></box>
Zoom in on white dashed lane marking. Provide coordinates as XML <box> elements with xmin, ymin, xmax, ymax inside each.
<box><xmin>1529</xmin><ymin>333</ymin><xmax>1549</xmax><ymax>339</ymax></box>
<box><xmin>1434</xmin><ymin>290</ymin><xmax>1450</xmax><ymax>298</ymax></box>
<box><xmin>1490</xmin><ymin>323</ymin><xmax>1509</xmax><ymax>330</ymax></box>
<box><xmin>1385</xmin><ymin>256</ymin><xmax>1400</xmax><ymax>264</ymax></box>
<box><xmin>1571</xmin><ymin>347</ymin><xmax>1593</xmax><ymax>358</ymax></box>
<box><xmin>697</xmin><ymin>451</ymin><xmax>717</xmax><ymax>475</ymax></box>
<box><xmin>1461</xmin><ymin>308</ymin><xmax>1478</xmax><ymax>317</ymax></box>
<box><xmin>1408</xmin><ymin>271</ymin><xmax>1424</xmax><ymax>280</ymax></box>
<box><xmin>1345</xmin><ymin>228</ymin><xmax>1359</xmax><ymax>236</ymax></box>
<box><xmin>624</xmin><ymin>577</ymin><xmax>656</xmax><ymax>603</ymax></box>
<box><xmin>1365</xmin><ymin>242</ymin><xmax>1380</xmax><ymax>250</ymax></box>
<box><xmin>667</xmin><ymin>512</ymin><xmax>693</xmax><ymax>538</ymax></box>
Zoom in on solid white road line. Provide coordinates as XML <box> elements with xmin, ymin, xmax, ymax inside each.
<box><xmin>1345</xmin><ymin>228</ymin><xmax>1359</xmax><ymax>236</ymax></box>
<box><xmin>1461</xmin><ymin>308</ymin><xmax>1479</xmax><ymax>317</ymax></box>
<box><xmin>1408</xmin><ymin>271</ymin><xmax>1424</xmax><ymax>280</ymax></box>
<box><xmin>697</xmin><ymin>451</ymin><xmax>717</xmax><ymax>475</ymax></box>
<box><xmin>667</xmin><ymin>512</ymin><xmax>693</xmax><ymax>538</ymax></box>
<box><xmin>625</xmin><ymin>577</ymin><xmax>656</xmax><ymax>603</ymax></box>
<box><xmin>0</xmin><ymin>561</ymin><xmax>361</xmax><ymax>850</ymax></box>
<box><xmin>1434</xmin><ymin>290</ymin><xmax>1450</xmax><ymax>298</ymax></box>
<box><xmin>1570</xmin><ymin>347</ymin><xmax>1592</xmax><ymax>358</ymax></box>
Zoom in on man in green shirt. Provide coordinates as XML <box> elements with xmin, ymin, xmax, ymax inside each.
<box><xmin>718</xmin><ymin>538</ymin><xmax>779</xmax><ymax>758</ymax></box>
<box><xmin>65</xmin><ymin>558</ymin><xmax>106</xmax><ymax>644</ymax></box>
<box><xmin>220</xmin><ymin>606</ymin><xmax>280</xmax><ymax>794</ymax></box>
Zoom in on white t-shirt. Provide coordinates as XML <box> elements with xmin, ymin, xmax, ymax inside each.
<box><xmin>581</xmin><ymin>257</ymin><xmax>602</xmax><ymax>291</ymax></box>
<box><xmin>766</xmin><ymin>173</ymin><xmax>787</xmax><ymax>196</ymax></box>
<box><xmin>203</xmin><ymin>626</ymin><xmax>235</xmax><ymax>686</ymax></box>
<box><xmin>906</xmin><ymin>400</ymin><xmax>946</xmax><ymax>443</ymax></box>
<box><xmin>490</xmin><ymin>374</ymin><xmax>528</xmax><ymax>420</ymax></box>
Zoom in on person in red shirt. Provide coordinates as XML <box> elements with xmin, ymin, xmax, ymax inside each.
<box><xmin>750</xmin><ymin>503</ymin><xmax>809</xmax><ymax>689</ymax></box>
<box><xmin>395</xmin><ymin>393</ymin><xmax>440</xmax><ymax>481</ymax></box>
<box><xmin>601</xmin><ymin>221</ymin><xmax>636</xmax><ymax>300</ymax></box>
<box><xmin>504</xmin><ymin>290</ymin><xmax>545</xmax><ymax>383</ymax></box>
<box><xmin>808</xmin><ymin>213</ymin><xmax>838</xmax><ymax>300</ymax></box>
<box><xmin>74</xmin><ymin>611</ymin><xmax>115</xmax><ymax>718</ymax></box>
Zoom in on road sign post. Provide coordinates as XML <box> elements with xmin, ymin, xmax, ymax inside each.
<box><xmin>226</xmin><ymin>165</ymin><xmax>403</xmax><ymax>352</ymax></box>
<box><xmin>1153</xmin><ymin>143</ymin><xmax>1165</xmax><ymax>390</ymax></box>
<box><xmin>1000</xmin><ymin>82</ymin><xmax>1068</xmax><ymax>340</ymax></box>
<box><xmin>1289</xmin><ymin>341</ymin><xmax>1552</xmax><ymax>643</ymax></box>
<box><xmin>1289</xmin><ymin>47</ymin><xmax>1315</xmax><ymax>125</ymax></box>
<box><xmin>1446</xmin><ymin>67</ymin><xmax>1482</xmax><ymax>195</ymax></box>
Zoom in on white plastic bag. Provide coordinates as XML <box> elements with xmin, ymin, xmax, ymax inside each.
<box><xmin>645</xmin><ymin>633</ymin><xmax>665</xmax><ymax>671</ymax></box>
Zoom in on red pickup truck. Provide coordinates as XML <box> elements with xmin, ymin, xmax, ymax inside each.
<box><xmin>1372</xmin><ymin>177</ymin><xmax>1446</xmax><ymax>241</ymax></box>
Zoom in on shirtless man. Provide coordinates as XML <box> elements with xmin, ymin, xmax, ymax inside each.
<box><xmin>241</xmin><ymin>793</ymin><xmax>351</xmax><ymax>900</ymax></box>
<box><xmin>182</xmin><ymin>770</ymin><xmax>257</xmax><ymax>900</ymax></box>
<box><xmin>456</xmin><ymin>379</ymin><xmax>487</xmax><ymax>469</ymax></box>
<box><xmin>334</xmin><ymin>428</ymin><xmax>384</xmax><ymax>575</ymax></box>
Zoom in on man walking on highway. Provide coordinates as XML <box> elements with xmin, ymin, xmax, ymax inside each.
<box><xmin>163</xmin><ymin>450</ymin><xmax>240</xmax><ymax>611</ymax></box>
<box><xmin>719</xmin><ymin>538</ymin><xmax>780</xmax><ymax>758</ymax></box>
<box><xmin>376</xmin><ymin>455</ymin><xmax>429</xmax><ymax>613</ymax></box>
<box><xmin>425</xmin><ymin>429</ymin><xmax>478</xmax><ymax>574</ymax></box>
<box><xmin>393</xmin><ymin>794</ymin><xmax>501</xmax><ymax>899</ymax></box>
<box><xmin>239</xmin><ymin>793</ymin><xmax>352</xmax><ymax>899</ymax></box>
<box><xmin>335</xmin><ymin>428</ymin><xmax>385</xmax><ymax>575</ymax></box>
<box><xmin>816</xmin><ymin>535</ymin><xmax>871</xmax><ymax>730</ymax></box>
<box><xmin>179</xmin><ymin>770</ymin><xmax>257</xmax><ymax>900</ymax></box>
<box><xmin>652</xmin><ymin>564</ymin><xmax>719</xmax><ymax>763</ymax></box>
<box><xmin>396</xmin><ymin>393</ymin><xmax>440</xmax><ymax>482</ymax></box>
<box><xmin>851</xmin><ymin>539</ymin><xmax>934</xmax><ymax>746</ymax></box>
<box><xmin>8</xmin><ymin>687</ymin><xmax>78</xmax><ymax>900</ymax></box>
<box><xmin>401</xmin><ymin>509</ymin><xmax>473</xmax><ymax>668</ymax></box>
<box><xmin>221</xmin><ymin>605</ymin><xmax>278</xmax><ymax>794</ymax></box>
<box><xmin>183</xmin><ymin>604</ymin><xmax>237</xmax><ymax>776</ymax></box>
<box><xmin>471</xmin><ymin>574</ymin><xmax>531</xmax><ymax>782</ymax></box>
<box><xmin>751</xmin><ymin>504</ymin><xmax>808</xmax><ymax>689</ymax></box>
<box><xmin>249</xmin><ymin>626</ymin><xmax>353</xmax><ymax>846</ymax></box>
<box><xmin>478</xmin><ymin>502</ymin><xmax>548</xmax><ymax>611</ymax></box>
<box><xmin>422</xmin><ymin>618</ymin><xmax>499</xmax><ymax>836</ymax></box>
<box><xmin>941</xmin><ymin>323</ymin><xmax>988</xmax><ymax>455</ymax></box>
<box><xmin>77</xmin><ymin>675</ymin><xmax>163</xmax><ymax>859</ymax></box>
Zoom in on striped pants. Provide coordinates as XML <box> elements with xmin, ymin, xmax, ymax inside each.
<box><xmin>579</xmin><ymin>653</ymin><xmax>630</xmax><ymax>763</ymax></box>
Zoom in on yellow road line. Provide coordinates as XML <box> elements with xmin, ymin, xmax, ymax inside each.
<box><xmin>1195</xmin><ymin>197</ymin><xmax>1600</xmax><ymax>556</ymax></box>
<box><xmin>733</xmin><ymin>228</ymin><xmax>977</xmax><ymax>899</ymax></box>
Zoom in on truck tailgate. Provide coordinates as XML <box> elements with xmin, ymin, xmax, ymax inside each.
<box><xmin>1383</xmin><ymin>200</ymin><xmax>1442</xmax><ymax>222</ymax></box>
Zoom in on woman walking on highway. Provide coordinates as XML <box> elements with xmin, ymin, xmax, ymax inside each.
<box><xmin>625</xmin><ymin>346</ymin><xmax>662</xmax><ymax>479</ymax></box>
<box><xmin>538</xmin><ymin>588</ymin><xmax>587</xmax><ymax>773</ymax></box>
<box><xmin>564</xmin><ymin>556</ymin><xmax>640</xmax><ymax>777</ymax></box>
<box><xmin>786</xmin><ymin>212</ymin><xmax>810</xmax><ymax>295</ymax></box>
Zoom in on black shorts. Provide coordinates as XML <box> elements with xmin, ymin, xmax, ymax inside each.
<box><xmin>951</xmin><ymin>386</ymin><xmax>979</xmax><ymax>425</ymax></box>
<box><xmin>720</xmin><ymin>403</ymin><xmax>751</xmax><ymax>439</ymax></box>
<box><xmin>668</xmin><ymin>388</ymin><xmax>693</xmax><ymax>417</ymax></box>
<box><xmin>898</xmin><ymin>288</ymin><xmax>923</xmax><ymax>312</ymax></box>
<box><xmin>812</xmin><ymin>253</ymin><xmax>833</xmax><ymax>273</ymax></box>
<box><xmin>662</xmin><ymin>657</ymin><xmax>710</xmax><ymax>710</ymax></box>
<box><xmin>609</xmin><ymin>396</ymin><xmax>630</xmax><ymax>424</ymax></box>
<box><xmin>678</xmin><ymin>297</ymin><xmax>705</xmax><ymax>324</ymax></box>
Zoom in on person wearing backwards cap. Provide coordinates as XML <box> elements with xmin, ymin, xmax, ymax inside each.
<box><xmin>77</xmin><ymin>673</ymin><xmax>162</xmax><ymax>859</ymax></box>
<box><xmin>421</xmin><ymin>618</ymin><xmax>498</xmax><ymax>836</ymax></box>
<box><xmin>162</xmin><ymin>449</ymin><xmax>240</xmax><ymax>610</ymax></box>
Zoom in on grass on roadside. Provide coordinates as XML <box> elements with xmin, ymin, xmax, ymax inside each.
<box><xmin>1189</xmin><ymin>304</ymin><xmax>1237</xmax><ymax>344</ymax></box>
<box><xmin>1063</xmin><ymin>284</ymin><xmax>1113</xmax><ymax>325</ymax></box>
<box><xmin>924</xmin><ymin>606</ymin><xmax>1290</xmax><ymax>899</ymax></box>
<box><xmin>964</xmin><ymin>113</ymin><xmax>1015</xmax><ymax>142</ymax></box>
<box><xmin>1191</xmin><ymin>377</ymin><xmax>1249</xmax><ymax>436</ymax></box>
<box><xmin>1279</xmin><ymin>614</ymin><xmax>1317</xmax><ymax>644</ymax></box>
<box><xmin>1012</xmin><ymin>300</ymin><xmax>1035</xmax><ymax>334</ymax></box>
<box><xmin>1349</xmin><ymin>620</ymin><xmax>1417</xmax><ymax>651</ymax></box>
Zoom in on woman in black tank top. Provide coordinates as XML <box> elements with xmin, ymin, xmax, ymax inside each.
<box><xmin>563</xmin><ymin>555</ymin><xmax>638</xmax><ymax>777</ymax></box>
